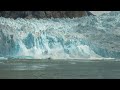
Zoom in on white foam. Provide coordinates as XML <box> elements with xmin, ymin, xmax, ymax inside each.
<box><xmin>0</xmin><ymin>57</ymin><xmax>8</xmax><ymax>60</ymax></box>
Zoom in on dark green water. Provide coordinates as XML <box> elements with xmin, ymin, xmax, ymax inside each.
<box><xmin>0</xmin><ymin>59</ymin><xmax>120</xmax><ymax>79</ymax></box>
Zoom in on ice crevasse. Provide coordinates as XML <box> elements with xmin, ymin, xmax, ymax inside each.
<box><xmin>0</xmin><ymin>11</ymin><xmax>120</xmax><ymax>59</ymax></box>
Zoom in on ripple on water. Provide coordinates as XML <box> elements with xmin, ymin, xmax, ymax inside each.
<box><xmin>12</xmin><ymin>64</ymin><xmax>53</xmax><ymax>70</ymax></box>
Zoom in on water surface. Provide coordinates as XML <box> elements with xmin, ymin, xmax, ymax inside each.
<box><xmin>0</xmin><ymin>59</ymin><xmax>120</xmax><ymax>79</ymax></box>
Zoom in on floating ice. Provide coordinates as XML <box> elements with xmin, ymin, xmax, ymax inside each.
<box><xmin>0</xmin><ymin>11</ymin><xmax>120</xmax><ymax>59</ymax></box>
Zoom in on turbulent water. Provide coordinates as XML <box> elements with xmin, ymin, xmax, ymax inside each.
<box><xmin>0</xmin><ymin>11</ymin><xmax>120</xmax><ymax>59</ymax></box>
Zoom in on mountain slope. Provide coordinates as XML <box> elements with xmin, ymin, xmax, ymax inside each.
<box><xmin>0</xmin><ymin>11</ymin><xmax>89</xmax><ymax>19</ymax></box>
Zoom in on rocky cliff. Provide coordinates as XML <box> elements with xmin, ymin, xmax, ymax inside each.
<box><xmin>0</xmin><ymin>11</ymin><xmax>92</xmax><ymax>19</ymax></box>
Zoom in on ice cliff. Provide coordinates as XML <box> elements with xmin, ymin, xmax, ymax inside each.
<box><xmin>0</xmin><ymin>11</ymin><xmax>120</xmax><ymax>59</ymax></box>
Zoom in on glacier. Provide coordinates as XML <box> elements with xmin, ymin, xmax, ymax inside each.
<box><xmin>0</xmin><ymin>11</ymin><xmax>120</xmax><ymax>59</ymax></box>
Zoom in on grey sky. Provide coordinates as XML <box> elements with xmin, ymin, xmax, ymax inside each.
<box><xmin>90</xmin><ymin>11</ymin><xmax>111</xmax><ymax>16</ymax></box>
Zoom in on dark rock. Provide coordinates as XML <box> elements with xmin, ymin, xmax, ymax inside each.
<box><xmin>0</xmin><ymin>11</ymin><xmax>89</xmax><ymax>19</ymax></box>
<box><xmin>86</xmin><ymin>11</ymin><xmax>95</xmax><ymax>16</ymax></box>
<box><xmin>47</xmin><ymin>57</ymin><xmax>51</xmax><ymax>60</ymax></box>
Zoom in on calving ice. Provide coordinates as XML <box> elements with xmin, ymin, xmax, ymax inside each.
<box><xmin>0</xmin><ymin>11</ymin><xmax>120</xmax><ymax>59</ymax></box>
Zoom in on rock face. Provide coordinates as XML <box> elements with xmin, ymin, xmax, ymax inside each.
<box><xmin>0</xmin><ymin>11</ymin><xmax>91</xmax><ymax>19</ymax></box>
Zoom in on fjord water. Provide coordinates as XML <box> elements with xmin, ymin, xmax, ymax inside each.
<box><xmin>0</xmin><ymin>11</ymin><xmax>120</xmax><ymax>78</ymax></box>
<box><xmin>1</xmin><ymin>59</ymin><xmax>120</xmax><ymax>79</ymax></box>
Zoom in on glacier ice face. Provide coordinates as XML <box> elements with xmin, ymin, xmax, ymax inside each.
<box><xmin>0</xmin><ymin>11</ymin><xmax>120</xmax><ymax>59</ymax></box>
